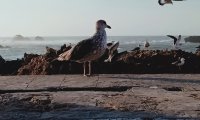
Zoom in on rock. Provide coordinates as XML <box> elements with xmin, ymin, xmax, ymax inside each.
<box><xmin>2</xmin><ymin>59</ymin><xmax>23</xmax><ymax>75</ymax></box>
<box><xmin>0</xmin><ymin>56</ymin><xmax>5</xmax><ymax>64</ymax></box>
<box><xmin>35</xmin><ymin>36</ymin><xmax>44</xmax><ymax>40</ymax></box>
<box><xmin>45</xmin><ymin>46</ymin><xmax>57</xmax><ymax>58</ymax></box>
<box><xmin>23</xmin><ymin>53</ymin><xmax>40</xmax><ymax>64</ymax></box>
<box><xmin>0</xmin><ymin>45</ymin><xmax>10</xmax><ymax>48</ymax></box>
<box><xmin>15</xmin><ymin>49</ymin><xmax>200</xmax><ymax>75</ymax></box>
<box><xmin>185</xmin><ymin>36</ymin><xmax>200</xmax><ymax>43</ymax></box>
<box><xmin>13</xmin><ymin>35</ymin><xmax>29</xmax><ymax>40</ymax></box>
<box><xmin>0</xmin><ymin>55</ymin><xmax>22</xmax><ymax>75</ymax></box>
<box><xmin>17</xmin><ymin>55</ymin><xmax>51</xmax><ymax>75</ymax></box>
<box><xmin>0</xmin><ymin>56</ymin><xmax>5</xmax><ymax>74</ymax></box>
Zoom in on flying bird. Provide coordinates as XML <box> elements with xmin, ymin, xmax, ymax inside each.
<box><xmin>158</xmin><ymin>0</ymin><xmax>185</xmax><ymax>6</ymax></box>
<box><xmin>158</xmin><ymin>0</ymin><xmax>173</xmax><ymax>6</ymax></box>
<box><xmin>167</xmin><ymin>35</ymin><xmax>182</xmax><ymax>49</ymax></box>
<box><xmin>58</xmin><ymin>20</ymin><xmax>111</xmax><ymax>76</ymax></box>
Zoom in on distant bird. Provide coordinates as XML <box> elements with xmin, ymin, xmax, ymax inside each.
<box><xmin>158</xmin><ymin>0</ymin><xmax>185</xmax><ymax>6</ymax></box>
<box><xmin>144</xmin><ymin>41</ymin><xmax>150</xmax><ymax>49</ymax></box>
<box><xmin>172</xmin><ymin>57</ymin><xmax>185</xmax><ymax>71</ymax></box>
<box><xmin>167</xmin><ymin>35</ymin><xmax>182</xmax><ymax>49</ymax></box>
<box><xmin>58</xmin><ymin>20</ymin><xmax>111</xmax><ymax>76</ymax></box>
<box><xmin>104</xmin><ymin>41</ymin><xmax>119</xmax><ymax>62</ymax></box>
<box><xmin>131</xmin><ymin>44</ymin><xmax>142</xmax><ymax>51</ymax></box>
<box><xmin>158</xmin><ymin>0</ymin><xmax>173</xmax><ymax>6</ymax></box>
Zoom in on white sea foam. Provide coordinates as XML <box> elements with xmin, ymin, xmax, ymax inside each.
<box><xmin>0</xmin><ymin>36</ymin><xmax>197</xmax><ymax>60</ymax></box>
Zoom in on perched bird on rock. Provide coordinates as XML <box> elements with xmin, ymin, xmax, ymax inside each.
<box><xmin>172</xmin><ymin>57</ymin><xmax>185</xmax><ymax>71</ymax></box>
<box><xmin>58</xmin><ymin>20</ymin><xmax>111</xmax><ymax>76</ymax></box>
<box><xmin>104</xmin><ymin>41</ymin><xmax>119</xmax><ymax>62</ymax></box>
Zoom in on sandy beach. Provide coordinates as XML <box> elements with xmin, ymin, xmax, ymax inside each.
<box><xmin>0</xmin><ymin>74</ymin><xmax>200</xmax><ymax>119</ymax></box>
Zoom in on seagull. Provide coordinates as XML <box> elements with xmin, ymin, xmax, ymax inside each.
<box><xmin>167</xmin><ymin>35</ymin><xmax>182</xmax><ymax>49</ymax></box>
<box><xmin>144</xmin><ymin>41</ymin><xmax>150</xmax><ymax>49</ymax></box>
<box><xmin>172</xmin><ymin>57</ymin><xmax>185</xmax><ymax>71</ymax></box>
<box><xmin>158</xmin><ymin>0</ymin><xmax>173</xmax><ymax>6</ymax></box>
<box><xmin>58</xmin><ymin>20</ymin><xmax>111</xmax><ymax>76</ymax></box>
<box><xmin>158</xmin><ymin>0</ymin><xmax>185</xmax><ymax>6</ymax></box>
<box><xmin>104</xmin><ymin>41</ymin><xmax>119</xmax><ymax>62</ymax></box>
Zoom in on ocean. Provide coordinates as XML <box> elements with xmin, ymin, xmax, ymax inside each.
<box><xmin>0</xmin><ymin>36</ymin><xmax>199</xmax><ymax>60</ymax></box>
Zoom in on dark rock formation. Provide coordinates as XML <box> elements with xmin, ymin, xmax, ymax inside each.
<box><xmin>0</xmin><ymin>56</ymin><xmax>22</xmax><ymax>75</ymax></box>
<box><xmin>1</xmin><ymin>44</ymin><xmax>200</xmax><ymax>75</ymax></box>
<box><xmin>185</xmin><ymin>36</ymin><xmax>200</xmax><ymax>43</ymax></box>
<box><xmin>17</xmin><ymin>49</ymin><xmax>200</xmax><ymax>75</ymax></box>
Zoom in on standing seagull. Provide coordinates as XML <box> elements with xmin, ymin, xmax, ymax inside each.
<box><xmin>172</xmin><ymin>57</ymin><xmax>185</xmax><ymax>71</ymax></box>
<box><xmin>167</xmin><ymin>35</ymin><xmax>182</xmax><ymax>49</ymax></box>
<box><xmin>58</xmin><ymin>20</ymin><xmax>111</xmax><ymax>76</ymax></box>
<box><xmin>158</xmin><ymin>0</ymin><xmax>185</xmax><ymax>6</ymax></box>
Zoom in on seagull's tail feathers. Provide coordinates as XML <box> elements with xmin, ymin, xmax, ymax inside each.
<box><xmin>57</xmin><ymin>47</ymin><xmax>74</xmax><ymax>61</ymax></box>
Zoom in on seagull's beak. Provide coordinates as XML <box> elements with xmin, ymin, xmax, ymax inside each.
<box><xmin>107</xmin><ymin>25</ymin><xmax>111</xmax><ymax>29</ymax></box>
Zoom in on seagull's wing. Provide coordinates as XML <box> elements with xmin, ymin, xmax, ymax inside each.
<box><xmin>172</xmin><ymin>61</ymin><xmax>178</xmax><ymax>65</ymax></box>
<box><xmin>70</xmin><ymin>38</ymin><xmax>94</xmax><ymax>61</ymax></box>
<box><xmin>167</xmin><ymin>35</ymin><xmax>177</xmax><ymax>45</ymax></box>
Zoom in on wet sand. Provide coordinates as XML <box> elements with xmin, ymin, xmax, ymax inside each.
<box><xmin>0</xmin><ymin>74</ymin><xmax>200</xmax><ymax>119</ymax></box>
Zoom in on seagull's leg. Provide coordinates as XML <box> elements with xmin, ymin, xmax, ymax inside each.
<box><xmin>88</xmin><ymin>61</ymin><xmax>91</xmax><ymax>76</ymax></box>
<box><xmin>83</xmin><ymin>62</ymin><xmax>86</xmax><ymax>76</ymax></box>
<box><xmin>178</xmin><ymin>66</ymin><xmax>181</xmax><ymax>72</ymax></box>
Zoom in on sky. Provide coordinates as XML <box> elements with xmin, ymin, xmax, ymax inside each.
<box><xmin>0</xmin><ymin>0</ymin><xmax>200</xmax><ymax>36</ymax></box>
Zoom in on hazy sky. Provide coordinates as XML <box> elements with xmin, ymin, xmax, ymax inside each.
<box><xmin>0</xmin><ymin>0</ymin><xmax>200</xmax><ymax>36</ymax></box>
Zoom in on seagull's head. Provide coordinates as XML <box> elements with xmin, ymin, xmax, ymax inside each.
<box><xmin>158</xmin><ymin>0</ymin><xmax>173</xmax><ymax>6</ymax></box>
<box><xmin>178</xmin><ymin>35</ymin><xmax>182</xmax><ymax>39</ymax></box>
<box><xmin>180</xmin><ymin>58</ymin><xmax>185</xmax><ymax>62</ymax></box>
<box><xmin>96</xmin><ymin>20</ymin><xmax>111</xmax><ymax>31</ymax></box>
